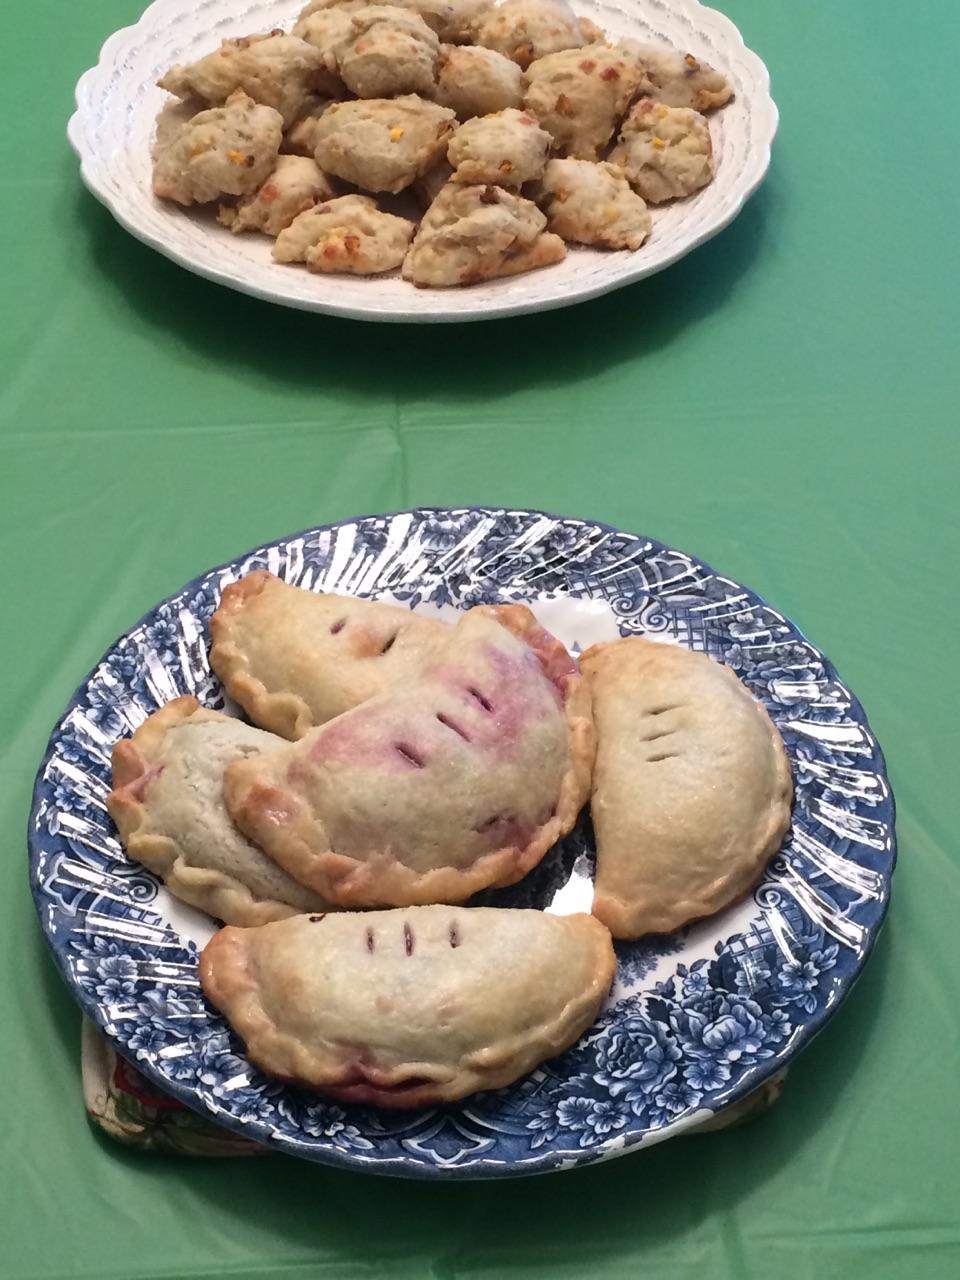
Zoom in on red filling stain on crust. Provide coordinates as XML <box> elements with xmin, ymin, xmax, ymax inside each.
<box><xmin>261</xmin><ymin>784</ymin><xmax>303</xmax><ymax>827</ymax></box>
<box><xmin>309</xmin><ymin>621</ymin><xmax>572</xmax><ymax>767</ymax></box>
<box><xmin>126</xmin><ymin>764</ymin><xmax>163</xmax><ymax>803</ymax></box>
<box><xmin>322</xmin><ymin>1072</ymin><xmax>440</xmax><ymax>1107</ymax></box>
<box><xmin>514</xmin><ymin>625</ymin><xmax>577</xmax><ymax>699</ymax></box>
<box><xmin>474</xmin><ymin>812</ymin><xmax>534</xmax><ymax>851</ymax></box>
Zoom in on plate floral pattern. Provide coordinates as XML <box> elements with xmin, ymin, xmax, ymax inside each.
<box><xmin>29</xmin><ymin>508</ymin><xmax>894</xmax><ymax>1177</ymax></box>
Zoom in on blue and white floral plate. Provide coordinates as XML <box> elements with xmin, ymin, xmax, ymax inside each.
<box><xmin>29</xmin><ymin>509</ymin><xmax>895</xmax><ymax>1178</ymax></box>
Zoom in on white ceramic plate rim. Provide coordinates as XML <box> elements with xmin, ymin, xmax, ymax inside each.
<box><xmin>67</xmin><ymin>0</ymin><xmax>779</xmax><ymax>322</ymax></box>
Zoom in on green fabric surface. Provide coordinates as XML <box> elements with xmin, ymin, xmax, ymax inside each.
<box><xmin>2</xmin><ymin>0</ymin><xmax>958</xmax><ymax>1276</ymax></box>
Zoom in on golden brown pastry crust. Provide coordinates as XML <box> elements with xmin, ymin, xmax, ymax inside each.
<box><xmin>209</xmin><ymin>570</ymin><xmax>449</xmax><ymax>738</ymax></box>
<box><xmin>582</xmin><ymin>638</ymin><xmax>792</xmax><ymax>939</ymax></box>
<box><xmin>200</xmin><ymin>907</ymin><xmax>615</xmax><ymax>1107</ymax></box>
<box><xmin>107</xmin><ymin>698</ymin><xmax>329</xmax><ymax>925</ymax></box>
<box><xmin>223</xmin><ymin>603</ymin><xmax>595</xmax><ymax>908</ymax></box>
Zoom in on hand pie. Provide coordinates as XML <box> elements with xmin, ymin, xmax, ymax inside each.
<box><xmin>402</xmin><ymin>182</ymin><xmax>565</xmax><ymax>287</ymax></box>
<box><xmin>158</xmin><ymin>32</ymin><xmax>334</xmax><ymax>127</ymax></box>
<box><xmin>434</xmin><ymin>45</ymin><xmax>524</xmax><ymax>119</ymax></box>
<box><xmin>218</xmin><ymin>155</ymin><xmax>336</xmax><ymax>236</ymax></box>
<box><xmin>209</xmin><ymin>570</ymin><xmax>449</xmax><ymax>738</ymax></box>
<box><xmin>581</xmin><ymin>639</ymin><xmax>792</xmax><ymax>939</ymax></box>
<box><xmin>609</xmin><ymin>98</ymin><xmax>714</xmax><ymax>204</ymax></box>
<box><xmin>522</xmin><ymin>46</ymin><xmax>644</xmax><ymax>160</ymax></box>
<box><xmin>537</xmin><ymin>159</ymin><xmax>651</xmax><ymax>250</ymax></box>
<box><xmin>152</xmin><ymin>91</ymin><xmax>283</xmax><ymax>206</ymax></box>
<box><xmin>224</xmin><ymin>604</ymin><xmax>594</xmax><ymax>907</ymax></box>
<box><xmin>200</xmin><ymin>906</ymin><xmax>615</xmax><ymax>1106</ymax></box>
<box><xmin>447</xmin><ymin>108</ymin><xmax>551</xmax><ymax>187</ymax></box>
<box><xmin>107</xmin><ymin>698</ymin><xmax>329</xmax><ymax>925</ymax></box>
<box><xmin>273</xmin><ymin>195</ymin><xmax>416</xmax><ymax>274</ymax></box>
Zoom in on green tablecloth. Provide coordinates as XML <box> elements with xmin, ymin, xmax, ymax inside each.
<box><xmin>3</xmin><ymin>1</ymin><xmax>958</xmax><ymax>1276</ymax></box>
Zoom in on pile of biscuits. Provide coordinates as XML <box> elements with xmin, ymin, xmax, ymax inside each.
<box><xmin>151</xmin><ymin>0</ymin><xmax>732</xmax><ymax>288</ymax></box>
<box><xmin>108</xmin><ymin>573</ymin><xmax>790</xmax><ymax>1105</ymax></box>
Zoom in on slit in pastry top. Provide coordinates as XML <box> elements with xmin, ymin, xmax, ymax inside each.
<box><xmin>106</xmin><ymin>697</ymin><xmax>330</xmax><ymax>926</ymax></box>
<box><xmin>581</xmin><ymin>637</ymin><xmax>793</xmax><ymax>940</ymax></box>
<box><xmin>209</xmin><ymin>571</ymin><xmax>451</xmax><ymax>738</ymax></box>
<box><xmin>223</xmin><ymin>603</ymin><xmax>595</xmax><ymax>908</ymax></box>
<box><xmin>199</xmin><ymin>905</ymin><xmax>616</xmax><ymax>1108</ymax></box>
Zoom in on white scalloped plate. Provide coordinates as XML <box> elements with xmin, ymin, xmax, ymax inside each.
<box><xmin>68</xmin><ymin>0</ymin><xmax>778</xmax><ymax>322</ymax></box>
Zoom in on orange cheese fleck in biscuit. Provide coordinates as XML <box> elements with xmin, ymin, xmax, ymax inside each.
<box><xmin>651</xmin><ymin>137</ymin><xmax>666</xmax><ymax>149</ymax></box>
<box><xmin>226</xmin><ymin>149</ymin><xmax>245</xmax><ymax>164</ymax></box>
<box><xmin>389</xmin><ymin>126</ymin><xmax>405</xmax><ymax>142</ymax></box>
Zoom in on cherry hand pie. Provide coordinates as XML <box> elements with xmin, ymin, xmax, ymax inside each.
<box><xmin>200</xmin><ymin>905</ymin><xmax>615</xmax><ymax>1106</ymax></box>
<box><xmin>209</xmin><ymin>571</ymin><xmax>449</xmax><ymax>738</ymax></box>
<box><xmin>224</xmin><ymin>603</ymin><xmax>594</xmax><ymax>907</ymax></box>
<box><xmin>581</xmin><ymin>638</ymin><xmax>792</xmax><ymax>939</ymax></box>
<box><xmin>107</xmin><ymin>698</ymin><xmax>329</xmax><ymax>925</ymax></box>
